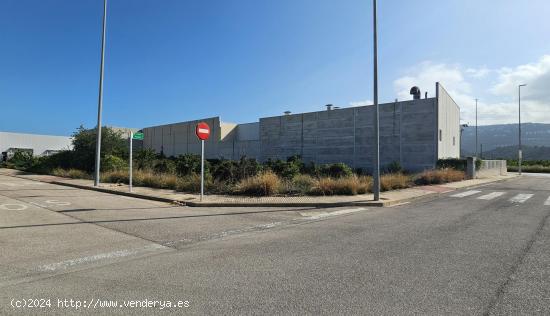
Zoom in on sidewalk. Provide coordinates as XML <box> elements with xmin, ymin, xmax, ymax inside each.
<box><xmin>0</xmin><ymin>168</ymin><xmax>517</xmax><ymax>207</ymax></box>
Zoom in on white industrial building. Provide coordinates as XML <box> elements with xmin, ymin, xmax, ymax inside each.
<box><xmin>0</xmin><ymin>132</ymin><xmax>73</xmax><ymax>162</ymax></box>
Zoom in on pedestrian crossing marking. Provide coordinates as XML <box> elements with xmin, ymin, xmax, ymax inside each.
<box><xmin>545</xmin><ymin>196</ymin><xmax>550</xmax><ymax>206</ymax></box>
<box><xmin>451</xmin><ymin>190</ymin><xmax>482</xmax><ymax>198</ymax></box>
<box><xmin>477</xmin><ymin>192</ymin><xmax>505</xmax><ymax>200</ymax></box>
<box><xmin>509</xmin><ymin>194</ymin><xmax>534</xmax><ymax>203</ymax></box>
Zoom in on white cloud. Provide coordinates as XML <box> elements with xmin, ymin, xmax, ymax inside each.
<box><xmin>466</xmin><ymin>66</ymin><xmax>490</xmax><ymax>78</ymax></box>
<box><xmin>393</xmin><ymin>57</ymin><xmax>550</xmax><ymax>125</ymax></box>
<box><xmin>491</xmin><ymin>55</ymin><xmax>550</xmax><ymax>103</ymax></box>
<box><xmin>349</xmin><ymin>99</ymin><xmax>373</xmax><ymax>107</ymax></box>
<box><xmin>393</xmin><ymin>62</ymin><xmax>471</xmax><ymax>101</ymax></box>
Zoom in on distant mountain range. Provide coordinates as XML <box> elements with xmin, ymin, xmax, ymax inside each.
<box><xmin>461</xmin><ymin>123</ymin><xmax>550</xmax><ymax>159</ymax></box>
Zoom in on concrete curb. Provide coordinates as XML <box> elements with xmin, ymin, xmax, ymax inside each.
<box><xmin>0</xmin><ymin>170</ymin><xmax>518</xmax><ymax>208</ymax></box>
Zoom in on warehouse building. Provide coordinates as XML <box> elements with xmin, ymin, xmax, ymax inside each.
<box><xmin>142</xmin><ymin>82</ymin><xmax>460</xmax><ymax>171</ymax></box>
<box><xmin>0</xmin><ymin>132</ymin><xmax>73</xmax><ymax>162</ymax></box>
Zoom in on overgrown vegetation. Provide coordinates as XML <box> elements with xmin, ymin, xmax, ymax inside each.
<box><xmin>1</xmin><ymin>126</ymin><xmax>474</xmax><ymax>196</ymax></box>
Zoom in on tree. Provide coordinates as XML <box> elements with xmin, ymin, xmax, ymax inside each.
<box><xmin>71</xmin><ymin>125</ymin><xmax>128</xmax><ymax>172</ymax></box>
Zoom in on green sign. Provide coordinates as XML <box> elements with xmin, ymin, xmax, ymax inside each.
<box><xmin>132</xmin><ymin>132</ymin><xmax>144</xmax><ymax>140</ymax></box>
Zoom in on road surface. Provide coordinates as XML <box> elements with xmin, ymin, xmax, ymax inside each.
<box><xmin>0</xmin><ymin>174</ymin><xmax>549</xmax><ymax>315</ymax></box>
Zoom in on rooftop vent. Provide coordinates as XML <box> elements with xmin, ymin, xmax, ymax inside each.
<box><xmin>410</xmin><ymin>86</ymin><xmax>421</xmax><ymax>100</ymax></box>
<box><xmin>326</xmin><ymin>104</ymin><xmax>333</xmax><ymax>111</ymax></box>
<box><xmin>284</xmin><ymin>111</ymin><xmax>291</xmax><ymax>116</ymax></box>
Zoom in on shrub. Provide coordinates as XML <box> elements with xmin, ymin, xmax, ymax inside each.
<box><xmin>101</xmin><ymin>170</ymin><xmax>129</xmax><ymax>183</ymax></box>
<box><xmin>414</xmin><ymin>168</ymin><xmax>465</xmax><ymax>185</ymax></box>
<box><xmin>176</xmin><ymin>173</ymin><xmax>203</xmax><ymax>193</ymax></box>
<box><xmin>235</xmin><ymin>157</ymin><xmax>262</xmax><ymax>180</ymax></box>
<box><xmin>383</xmin><ymin>161</ymin><xmax>403</xmax><ymax>174</ymax></box>
<box><xmin>380</xmin><ymin>173</ymin><xmax>410</xmax><ymax>191</ymax></box>
<box><xmin>289</xmin><ymin>174</ymin><xmax>317</xmax><ymax>195</ymax></box>
<box><xmin>134</xmin><ymin>149</ymin><xmax>157</xmax><ymax>170</ymax></box>
<box><xmin>211</xmin><ymin>159</ymin><xmax>237</xmax><ymax>182</ymax></box>
<box><xmin>234</xmin><ymin>171</ymin><xmax>281</xmax><ymax>196</ymax></box>
<box><xmin>51</xmin><ymin>168</ymin><xmax>91</xmax><ymax>179</ymax></box>
<box><xmin>310</xmin><ymin>175</ymin><xmax>370</xmax><ymax>196</ymax></box>
<box><xmin>320</xmin><ymin>163</ymin><xmax>353</xmax><ymax>178</ymax></box>
<box><xmin>101</xmin><ymin>155</ymin><xmax>127</xmax><ymax>172</ymax></box>
<box><xmin>265</xmin><ymin>159</ymin><xmax>301</xmax><ymax>180</ymax></box>
<box><xmin>436</xmin><ymin>158</ymin><xmax>466</xmax><ymax>171</ymax></box>
<box><xmin>9</xmin><ymin>151</ymin><xmax>34</xmax><ymax>170</ymax></box>
<box><xmin>175</xmin><ymin>154</ymin><xmax>209</xmax><ymax>176</ymax></box>
<box><xmin>153</xmin><ymin>159</ymin><xmax>176</xmax><ymax>174</ymax></box>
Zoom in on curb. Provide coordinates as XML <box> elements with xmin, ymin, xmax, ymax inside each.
<box><xmin>0</xmin><ymin>170</ymin><xmax>518</xmax><ymax>208</ymax></box>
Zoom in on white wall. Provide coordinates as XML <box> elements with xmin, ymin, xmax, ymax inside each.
<box><xmin>437</xmin><ymin>83</ymin><xmax>461</xmax><ymax>158</ymax></box>
<box><xmin>0</xmin><ymin>132</ymin><xmax>73</xmax><ymax>156</ymax></box>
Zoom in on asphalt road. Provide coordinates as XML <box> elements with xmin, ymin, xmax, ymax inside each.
<box><xmin>0</xmin><ymin>174</ymin><xmax>549</xmax><ymax>315</ymax></box>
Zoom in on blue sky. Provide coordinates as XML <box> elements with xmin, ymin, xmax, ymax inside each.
<box><xmin>1</xmin><ymin>0</ymin><xmax>550</xmax><ymax>135</ymax></box>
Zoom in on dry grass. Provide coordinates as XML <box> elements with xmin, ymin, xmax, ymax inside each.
<box><xmin>310</xmin><ymin>175</ymin><xmax>371</xmax><ymax>196</ymax></box>
<box><xmin>415</xmin><ymin>168</ymin><xmax>465</xmax><ymax>185</ymax></box>
<box><xmin>235</xmin><ymin>171</ymin><xmax>281</xmax><ymax>196</ymax></box>
<box><xmin>51</xmin><ymin>168</ymin><xmax>91</xmax><ymax>179</ymax></box>
<box><xmin>380</xmin><ymin>173</ymin><xmax>411</xmax><ymax>191</ymax></box>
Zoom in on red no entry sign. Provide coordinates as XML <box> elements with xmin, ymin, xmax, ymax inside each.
<box><xmin>195</xmin><ymin>122</ymin><xmax>211</xmax><ymax>140</ymax></box>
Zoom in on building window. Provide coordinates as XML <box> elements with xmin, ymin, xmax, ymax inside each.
<box><xmin>439</xmin><ymin>129</ymin><xmax>442</xmax><ymax>141</ymax></box>
<box><xmin>453</xmin><ymin>136</ymin><xmax>456</xmax><ymax>146</ymax></box>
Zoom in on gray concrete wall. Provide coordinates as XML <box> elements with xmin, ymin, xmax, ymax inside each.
<box><xmin>260</xmin><ymin>98</ymin><xmax>438</xmax><ymax>172</ymax></box>
<box><xmin>478</xmin><ymin>160</ymin><xmax>507</xmax><ymax>178</ymax></box>
<box><xmin>142</xmin><ymin>117</ymin><xmax>261</xmax><ymax>160</ymax></box>
<box><xmin>0</xmin><ymin>132</ymin><xmax>73</xmax><ymax>156</ymax></box>
<box><xmin>437</xmin><ymin>83</ymin><xmax>461</xmax><ymax>159</ymax></box>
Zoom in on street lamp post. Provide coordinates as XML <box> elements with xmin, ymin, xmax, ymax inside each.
<box><xmin>94</xmin><ymin>0</ymin><xmax>108</xmax><ymax>186</ymax></box>
<box><xmin>518</xmin><ymin>84</ymin><xmax>527</xmax><ymax>175</ymax></box>
<box><xmin>372</xmin><ymin>0</ymin><xmax>380</xmax><ymax>201</ymax></box>
<box><xmin>475</xmin><ymin>99</ymin><xmax>478</xmax><ymax>157</ymax></box>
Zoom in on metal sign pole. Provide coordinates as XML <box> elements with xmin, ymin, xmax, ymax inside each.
<box><xmin>129</xmin><ymin>132</ymin><xmax>133</xmax><ymax>193</ymax></box>
<box><xmin>200</xmin><ymin>139</ymin><xmax>205</xmax><ymax>201</ymax></box>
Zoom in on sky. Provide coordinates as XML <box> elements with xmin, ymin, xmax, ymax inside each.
<box><xmin>1</xmin><ymin>0</ymin><xmax>550</xmax><ymax>136</ymax></box>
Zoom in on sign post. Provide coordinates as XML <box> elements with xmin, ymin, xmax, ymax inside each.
<box><xmin>195</xmin><ymin>123</ymin><xmax>211</xmax><ymax>201</ymax></box>
<box><xmin>129</xmin><ymin>132</ymin><xmax>144</xmax><ymax>193</ymax></box>
<box><xmin>129</xmin><ymin>132</ymin><xmax>133</xmax><ymax>192</ymax></box>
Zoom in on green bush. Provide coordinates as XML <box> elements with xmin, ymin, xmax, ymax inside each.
<box><xmin>153</xmin><ymin>159</ymin><xmax>176</xmax><ymax>174</ymax></box>
<box><xmin>235</xmin><ymin>157</ymin><xmax>262</xmax><ymax>180</ymax></box>
<box><xmin>175</xmin><ymin>154</ymin><xmax>209</xmax><ymax>176</ymax></box>
<box><xmin>135</xmin><ymin>149</ymin><xmax>157</xmax><ymax>170</ymax></box>
<box><xmin>320</xmin><ymin>163</ymin><xmax>353</xmax><ymax>178</ymax></box>
<box><xmin>265</xmin><ymin>158</ymin><xmax>301</xmax><ymax>180</ymax></box>
<box><xmin>211</xmin><ymin>159</ymin><xmax>236</xmax><ymax>182</ymax></box>
<box><xmin>101</xmin><ymin>155</ymin><xmax>127</xmax><ymax>172</ymax></box>
<box><xmin>10</xmin><ymin>151</ymin><xmax>35</xmax><ymax>170</ymax></box>
<box><xmin>383</xmin><ymin>161</ymin><xmax>403</xmax><ymax>174</ymax></box>
<box><xmin>436</xmin><ymin>158</ymin><xmax>466</xmax><ymax>171</ymax></box>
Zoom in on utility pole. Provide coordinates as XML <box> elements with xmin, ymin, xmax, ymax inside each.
<box><xmin>475</xmin><ymin>99</ymin><xmax>478</xmax><ymax>157</ymax></box>
<box><xmin>518</xmin><ymin>84</ymin><xmax>527</xmax><ymax>175</ymax></box>
<box><xmin>94</xmin><ymin>0</ymin><xmax>108</xmax><ymax>186</ymax></box>
<box><xmin>372</xmin><ymin>0</ymin><xmax>380</xmax><ymax>201</ymax></box>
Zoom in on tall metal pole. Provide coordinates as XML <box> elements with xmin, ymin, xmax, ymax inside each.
<box><xmin>200</xmin><ymin>140</ymin><xmax>205</xmax><ymax>201</ymax></box>
<box><xmin>129</xmin><ymin>132</ymin><xmax>133</xmax><ymax>193</ymax></box>
<box><xmin>94</xmin><ymin>0</ymin><xmax>108</xmax><ymax>186</ymax></box>
<box><xmin>518</xmin><ymin>84</ymin><xmax>526</xmax><ymax>175</ymax></box>
<box><xmin>372</xmin><ymin>0</ymin><xmax>380</xmax><ymax>201</ymax></box>
<box><xmin>475</xmin><ymin>99</ymin><xmax>478</xmax><ymax>157</ymax></box>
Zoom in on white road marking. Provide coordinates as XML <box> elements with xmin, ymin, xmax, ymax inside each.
<box><xmin>477</xmin><ymin>192</ymin><xmax>506</xmax><ymax>200</ymax></box>
<box><xmin>509</xmin><ymin>194</ymin><xmax>534</xmax><ymax>203</ymax></box>
<box><xmin>38</xmin><ymin>245</ymin><xmax>168</xmax><ymax>272</ymax></box>
<box><xmin>451</xmin><ymin>190</ymin><xmax>482</xmax><ymax>198</ymax></box>
<box><xmin>45</xmin><ymin>200</ymin><xmax>71</xmax><ymax>206</ymax></box>
<box><xmin>305</xmin><ymin>208</ymin><xmax>366</xmax><ymax>220</ymax></box>
<box><xmin>0</xmin><ymin>203</ymin><xmax>28</xmax><ymax>211</ymax></box>
<box><xmin>544</xmin><ymin>196</ymin><xmax>550</xmax><ymax>206</ymax></box>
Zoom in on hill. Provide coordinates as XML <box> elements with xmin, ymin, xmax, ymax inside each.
<box><xmin>482</xmin><ymin>145</ymin><xmax>550</xmax><ymax>160</ymax></box>
<box><xmin>461</xmin><ymin>123</ymin><xmax>550</xmax><ymax>156</ymax></box>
